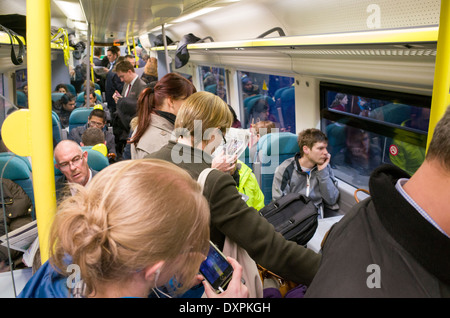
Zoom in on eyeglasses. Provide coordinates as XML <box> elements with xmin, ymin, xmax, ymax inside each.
<box><xmin>57</xmin><ymin>154</ymin><xmax>84</xmax><ymax>170</ymax></box>
<box><xmin>89</xmin><ymin>120</ymin><xmax>105</xmax><ymax>128</ymax></box>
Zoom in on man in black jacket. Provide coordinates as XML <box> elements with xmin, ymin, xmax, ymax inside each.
<box><xmin>305</xmin><ymin>106</ymin><xmax>450</xmax><ymax>297</ymax></box>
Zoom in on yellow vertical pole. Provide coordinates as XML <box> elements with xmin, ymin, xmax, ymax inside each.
<box><xmin>26</xmin><ymin>0</ymin><xmax>57</xmax><ymax>264</ymax></box>
<box><xmin>428</xmin><ymin>0</ymin><xmax>450</xmax><ymax>151</ymax></box>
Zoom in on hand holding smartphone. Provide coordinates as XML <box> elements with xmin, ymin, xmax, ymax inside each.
<box><xmin>200</xmin><ymin>242</ymin><xmax>248</xmax><ymax>298</ymax></box>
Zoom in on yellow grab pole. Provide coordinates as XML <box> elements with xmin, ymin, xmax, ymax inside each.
<box><xmin>27</xmin><ymin>0</ymin><xmax>57</xmax><ymax>264</ymax></box>
<box><xmin>428</xmin><ymin>0</ymin><xmax>450</xmax><ymax>151</ymax></box>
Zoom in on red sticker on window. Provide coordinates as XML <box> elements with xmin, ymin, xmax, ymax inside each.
<box><xmin>389</xmin><ymin>144</ymin><xmax>398</xmax><ymax>156</ymax></box>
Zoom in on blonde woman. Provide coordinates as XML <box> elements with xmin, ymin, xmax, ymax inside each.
<box><xmin>21</xmin><ymin>159</ymin><xmax>246</xmax><ymax>298</ymax></box>
<box><xmin>146</xmin><ymin>91</ymin><xmax>322</xmax><ymax>287</ymax></box>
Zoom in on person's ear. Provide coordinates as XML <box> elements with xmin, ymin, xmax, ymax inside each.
<box><xmin>302</xmin><ymin>145</ymin><xmax>310</xmax><ymax>155</ymax></box>
<box><xmin>144</xmin><ymin>261</ymin><xmax>165</xmax><ymax>282</ymax></box>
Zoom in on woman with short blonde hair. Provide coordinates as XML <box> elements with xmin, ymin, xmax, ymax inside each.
<box><xmin>174</xmin><ymin>91</ymin><xmax>233</xmax><ymax>153</ymax></box>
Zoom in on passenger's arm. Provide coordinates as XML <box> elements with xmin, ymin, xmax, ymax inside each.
<box><xmin>205</xmin><ymin>170</ymin><xmax>321</xmax><ymax>285</ymax></box>
<box><xmin>316</xmin><ymin>165</ymin><xmax>340</xmax><ymax>205</ymax></box>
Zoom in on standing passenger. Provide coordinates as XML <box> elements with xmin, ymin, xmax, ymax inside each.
<box><xmin>130</xmin><ymin>73</ymin><xmax>196</xmax><ymax>159</ymax></box>
<box><xmin>305</xmin><ymin>105</ymin><xmax>450</xmax><ymax>297</ymax></box>
<box><xmin>113</xmin><ymin>60</ymin><xmax>147</xmax><ymax>102</ymax></box>
<box><xmin>50</xmin><ymin>160</ymin><xmax>246</xmax><ymax>298</ymax></box>
<box><xmin>146</xmin><ymin>91</ymin><xmax>321</xmax><ymax>286</ymax></box>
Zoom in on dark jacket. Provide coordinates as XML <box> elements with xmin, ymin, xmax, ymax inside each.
<box><xmin>68</xmin><ymin>123</ymin><xmax>116</xmax><ymax>156</ymax></box>
<box><xmin>55</xmin><ymin>168</ymin><xmax>98</xmax><ymax>201</ymax></box>
<box><xmin>305</xmin><ymin>164</ymin><xmax>450</xmax><ymax>297</ymax></box>
<box><xmin>146</xmin><ymin>141</ymin><xmax>321</xmax><ymax>285</ymax></box>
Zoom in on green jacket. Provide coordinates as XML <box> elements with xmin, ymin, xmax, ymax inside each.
<box><xmin>236</xmin><ymin>160</ymin><xmax>265</xmax><ymax>211</ymax></box>
<box><xmin>146</xmin><ymin>141</ymin><xmax>321</xmax><ymax>285</ymax></box>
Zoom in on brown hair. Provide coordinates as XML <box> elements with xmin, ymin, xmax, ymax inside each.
<box><xmin>426</xmin><ymin>105</ymin><xmax>450</xmax><ymax>170</ymax></box>
<box><xmin>115</xmin><ymin>60</ymin><xmax>135</xmax><ymax>73</ymax></box>
<box><xmin>130</xmin><ymin>73</ymin><xmax>196</xmax><ymax>146</ymax></box>
<box><xmin>297</xmin><ymin>128</ymin><xmax>328</xmax><ymax>156</ymax></box>
<box><xmin>49</xmin><ymin>159</ymin><xmax>210</xmax><ymax>296</ymax></box>
<box><xmin>81</xmin><ymin>127</ymin><xmax>105</xmax><ymax>146</ymax></box>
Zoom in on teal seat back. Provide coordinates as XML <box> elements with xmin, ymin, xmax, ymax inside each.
<box><xmin>0</xmin><ymin>153</ymin><xmax>35</xmax><ymax>219</ymax></box>
<box><xmin>65</xmin><ymin>83</ymin><xmax>77</xmax><ymax>95</ymax></box>
<box><xmin>16</xmin><ymin>91</ymin><xmax>28</xmax><ymax>108</ymax></box>
<box><xmin>68</xmin><ymin>107</ymin><xmax>93</xmax><ymax>133</ymax></box>
<box><xmin>51</xmin><ymin>92</ymin><xmax>64</xmax><ymax>102</ymax></box>
<box><xmin>81</xmin><ymin>146</ymin><xmax>109</xmax><ymax>172</ymax></box>
<box><xmin>256</xmin><ymin>132</ymin><xmax>299</xmax><ymax>204</ymax></box>
<box><xmin>52</xmin><ymin>111</ymin><xmax>63</xmax><ymax>145</ymax></box>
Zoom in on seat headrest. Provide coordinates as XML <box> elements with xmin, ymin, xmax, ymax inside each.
<box><xmin>0</xmin><ymin>153</ymin><xmax>32</xmax><ymax>180</ymax></box>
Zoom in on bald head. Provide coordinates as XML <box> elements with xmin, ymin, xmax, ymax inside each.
<box><xmin>54</xmin><ymin>140</ymin><xmax>91</xmax><ymax>186</ymax></box>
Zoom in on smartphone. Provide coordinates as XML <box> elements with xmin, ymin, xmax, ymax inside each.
<box><xmin>199</xmin><ymin>241</ymin><xmax>234</xmax><ymax>293</ymax></box>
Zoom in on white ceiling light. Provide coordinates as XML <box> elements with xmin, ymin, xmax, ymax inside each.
<box><xmin>53</xmin><ymin>0</ymin><xmax>85</xmax><ymax>22</ymax></box>
<box><xmin>172</xmin><ymin>7</ymin><xmax>220</xmax><ymax>23</ymax></box>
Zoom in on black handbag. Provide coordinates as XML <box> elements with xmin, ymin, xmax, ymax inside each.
<box><xmin>259</xmin><ymin>193</ymin><xmax>318</xmax><ymax>246</ymax></box>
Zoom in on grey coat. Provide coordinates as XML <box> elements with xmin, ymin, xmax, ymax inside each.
<box><xmin>272</xmin><ymin>153</ymin><xmax>340</xmax><ymax>210</ymax></box>
<box><xmin>130</xmin><ymin>113</ymin><xmax>174</xmax><ymax>159</ymax></box>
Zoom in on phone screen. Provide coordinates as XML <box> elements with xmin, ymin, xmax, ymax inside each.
<box><xmin>199</xmin><ymin>243</ymin><xmax>233</xmax><ymax>292</ymax></box>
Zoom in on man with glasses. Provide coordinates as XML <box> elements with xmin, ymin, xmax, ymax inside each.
<box><xmin>54</xmin><ymin>140</ymin><xmax>98</xmax><ymax>200</ymax></box>
<box><xmin>68</xmin><ymin>108</ymin><xmax>116</xmax><ymax>161</ymax></box>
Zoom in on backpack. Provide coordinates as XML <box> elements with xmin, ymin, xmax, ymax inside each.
<box><xmin>259</xmin><ymin>193</ymin><xmax>318</xmax><ymax>246</ymax></box>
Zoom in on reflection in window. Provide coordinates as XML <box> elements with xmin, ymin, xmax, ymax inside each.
<box><xmin>322</xmin><ymin>84</ymin><xmax>430</xmax><ymax>189</ymax></box>
<box><xmin>238</xmin><ymin>71</ymin><xmax>295</xmax><ymax>133</ymax></box>
<box><xmin>327</xmin><ymin>124</ymin><xmax>383</xmax><ymax>189</ymax></box>
<box><xmin>199</xmin><ymin>66</ymin><xmax>227</xmax><ymax>102</ymax></box>
<box><xmin>325</xmin><ymin>90</ymin><xmax>429</xmax><ymax>133</ymax></box>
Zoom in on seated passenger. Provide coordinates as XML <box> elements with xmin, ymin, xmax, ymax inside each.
<box><xmin>68</xmin><ymin>109</ymin><xmax>116</xmax><ymax>161</ymax></box>
<box><xmin>272</xmin><ymin>128</ymin><xmax>340</xmax><ymax>214</ymax></box>
<box><xmin>146</xmin><ymin>91</ymin><xmax>321</xmax><ymax>287</ymax></box>
<box><xmin>305</xmin><ymin>105</ymin><xmax>450</xmax><ymax>298</ymax></box>
<box><xmin>81</xmin><ymin>127</ymin><xmax>107</xmax><ymax>157</ymax></box>
<box><xmin>55</xmin><ymin>84</ymin><xmax>68</xmax><ymax>94</ymax></box>
<box><xmin>26</xmin><ymin>159</ymin><xmax>247</xmax><ymax>298</ymax></box>
<box><xmin>329</xmin><ymin>93</ymin><xmax>348</xmax><ymax>112</ymax></box>
<box><xmin>53</xmin><ymin>93</ymin><xmax>76</xmax><ymax>129</ymax></box>
<box><xmin>333</xmin><ymin>127</ymin><xmax>382</xmax><ymax>176</ymax></box>
<box><xmin>54</xmin><ymin>140</ymin><xmax>98</xmax><ymax>201</ymax></box>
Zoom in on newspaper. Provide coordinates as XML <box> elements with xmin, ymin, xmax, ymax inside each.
<box><xmin>0</xmin><ymin>220</ymin><xmax>38</xmax><ymax>253</ymax></box>
<box><xmin>213</xmin><ymin>128</ymin><xmax>250</xmax><ymax>159</ymax></box>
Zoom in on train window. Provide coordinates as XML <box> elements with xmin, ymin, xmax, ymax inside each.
<box><xmin>321</xmin><ymin>82</ymin><xmax>431</xmax><ymax>189</ymax></box>
<box><xmin>237</xmin><ymin>71</ymin><xmax>295</xmax><ymax>132</ymax></box>
<box><xmin>199</xmin><ymin>66</ymin><xmax>227</xmax><ymax>102</ymax></box>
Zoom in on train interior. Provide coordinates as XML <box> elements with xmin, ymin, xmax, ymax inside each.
<box><xmin>0</xmin><ymin>0</ymin><xmax>444</xmax><ymax>297</ymax></box>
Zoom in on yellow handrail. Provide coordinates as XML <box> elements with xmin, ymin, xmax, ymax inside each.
<box><xmin>428</xmin><ymin>0</ymin><xmax>450</xmax><ymax>151</ymax></box>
